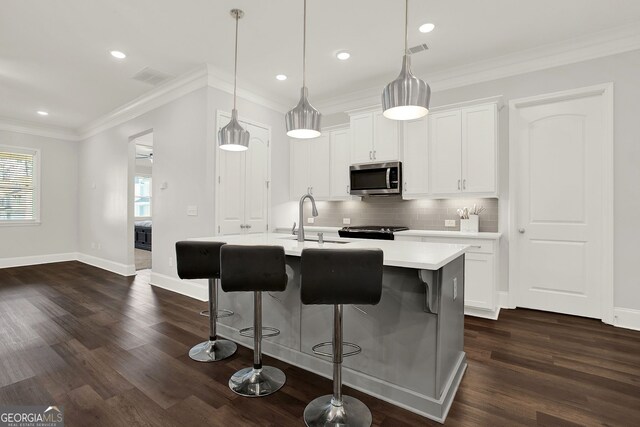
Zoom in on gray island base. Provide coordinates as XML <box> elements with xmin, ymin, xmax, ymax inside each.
<box><xmin>193</xmin><ymin>233</ymin><xmax>467</xmax><ymax>423</ymax></box>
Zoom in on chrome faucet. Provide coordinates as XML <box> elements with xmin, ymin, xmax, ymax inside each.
<box><xmin>298</xmin><ymin>192</ymin><xmax>319</xmax><ymax>242</ymax></box>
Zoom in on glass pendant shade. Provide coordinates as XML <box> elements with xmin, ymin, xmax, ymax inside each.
<box><xmin>382</xmin><ymin>55</ymin><xmax>430</xmax><ymax>121</ymax></box>
<box><xmin>219</xmin><ymin>109</ymin><xmax>249</xmax><ymax>151</ymax></box>
<box><xmin>285</xmin><ymin>87</ymin><xmax>321</xmax><ymax>139</ymax></box>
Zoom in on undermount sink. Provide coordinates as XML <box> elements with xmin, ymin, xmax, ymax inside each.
<box><xmin>284</xmin><ymin>236</ymin><xmax>350</xmax><ymax>244</ymax></box>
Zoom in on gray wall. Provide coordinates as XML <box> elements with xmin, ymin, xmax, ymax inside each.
<box><xmin>0</xmin><ymin>130</ymin><xmax>78</xmax><ymax>258</ymax></box>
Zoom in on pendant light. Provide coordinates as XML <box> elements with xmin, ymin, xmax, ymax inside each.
<box><xmin>219</xmin><ymin>9</ymin><xmax>250</xmax><ymax>151</ymax></box>
<box><xmin>381</xmin><ymin>0</ymin><xmax>431</xmax><ymax>121</ymax></box>
<box><xmin>285</xmin><ymin>0</ymin><xmax>322</xmax><ymax>139</ymax></box>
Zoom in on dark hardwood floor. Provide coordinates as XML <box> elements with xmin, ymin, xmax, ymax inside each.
<box><xmin>1</xmin><ymin>261</ymin><xmax>639</xmax><ymax>426</ymax></box>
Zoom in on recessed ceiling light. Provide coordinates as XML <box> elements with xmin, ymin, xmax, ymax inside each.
<box><xmin>419</xmin><ymin>23</ymin><xmax>435</xmax><ymax>33</ymax></box>
<box><xmin>336</xmin><ymin>51</ymin><xmax>351</xmax><ymax>60</ymax></box>
<box><xmin>37</xmin><ymin>111</ymin><xmax>49</xmax><ymax>116</ymax></box>
<box><xmin>276</xmin><ymin>74</ymin><xmax>287</xmax><ymax>81</ymax></box>
<box><xmin>110</xmin><ymin>50</ymin><xmax>127</xmax><ymax>59</ymax></box>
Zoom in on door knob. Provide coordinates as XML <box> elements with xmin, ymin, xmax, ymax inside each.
<box><xmin>518</xmin><ymin>228</ymin><xmax>525</xmax><ymax>234</ymax></box>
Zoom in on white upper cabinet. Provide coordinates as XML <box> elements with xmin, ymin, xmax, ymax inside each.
<box><xmin>462</xmin><ymin>104</ymin><xmax>497</xmax><ymax>193</ymax></box>
<box><xmin>349</xmin><ymin>109</ymin><xmax>399</xmax><ymax>164</ymax></box>
<box><xmin>429</xmin><ymin>102</ymin><xmax>498</xmax><ymax>196</ymax></box>
<box><xmin>290</xmin><ymin>136</ymin><xmax>331</xmax><ymax>201</ymax></box>
<box><xmin>429</xmin><ymin>110</ymin><xmax>463</xmax><ymax>195</ymax></box>
<box><xmin>329</xmin><ymin>129</ymin><xmax>351</xmax><ymax>200</ymax></box>
<box><xmin>402</xmin><ymin>116</ymin><xmax>429</xmax><ymax>197</ymax></box>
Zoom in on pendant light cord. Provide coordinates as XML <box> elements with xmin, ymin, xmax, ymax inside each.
<box><xmin>303</xmin><ymin>0</ymin><xmax>307</xmax><ymax>88</ymax></box>
<box><xmin>404</xmin><ymin>0</ymin><xmax>409</xmax><ymax>55</ymax></box>
<box><xmin>233</xmin><ymin>11</ymin><xmax>239</xmax><ymax>110</ymax></box>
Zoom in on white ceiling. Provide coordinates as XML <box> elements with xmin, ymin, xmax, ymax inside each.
<box><xmin>2</xmin><ymin>0</ymin><xmax>640</xmax><ymax>130</ymax></box>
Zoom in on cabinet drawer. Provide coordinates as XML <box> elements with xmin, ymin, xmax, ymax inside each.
<box><xmin>421</xmin><ymin>237</ymin><xmax>494</xmax><ymax>254</ymax></box>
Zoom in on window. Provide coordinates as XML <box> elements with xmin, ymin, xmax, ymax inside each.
<box><xmin>134</xmin><ymin>175</ymin><xmax>152</xmax><ymax>218</ymax></box>
<box><xmin>0</xmin><ymin>147</ymin><xmax>39</xmax><ymax>223</ymax></box>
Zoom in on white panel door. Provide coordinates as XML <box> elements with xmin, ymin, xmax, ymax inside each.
<box><xmin>513</xmin><ymin>94</ymin><xmax>604</xmax><ymax>318</ymax></box>
<box><xmin>244</xmin><ymin>124</ymin><xmax>269</xmax><ymax>234</ymax></box>
<box><xmin>462</xmin><ymin>104</ymin><xmax>497</xmax><ymax>193</ymax></box>
<box><xmin>217</xmin><ymin>114</ymin><xmax>245</xmax><ymax>235</ymax></box>
<box><xmin>290</xmin><ymin>139</ymin><xmax>310</xmax><ymax>200</ymax></box>
<box><xmin>350</xmin><ymin>113</ymin><xmax>374</xmax><ymax>164</ymax></box>
<box><xmin>373</xmin><ymin>111</ymin><xmax>399</xmax><ymax>162</ymax></box>
<box><xmin>329</xmin><ymin>130</ymin><xmax>351</xmax><ymax>200</ymax></box>
<box><xmin>402</xmin><ymin>117</ymin><xmax>429</xmax><ymax>197</ymax></box>
<box><xmin>308</xmin><ymin>135</ymin><xmax>331</xmax><ymax>200</ymax></box>
<box><xmin>429</xmin><ymin>110</ymin><xmax>462</xmax><ymax>195</ymax></box>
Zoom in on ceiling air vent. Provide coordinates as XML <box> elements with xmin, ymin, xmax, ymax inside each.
<box><xmin>408</xmin><ymin>43</ymin><xmax>429</xmax><ymax>55</ymax></box>
<box><xmin>132</xmin><ymin>67</ymin><xmax>174</xmax><ymax>86</ymax></box>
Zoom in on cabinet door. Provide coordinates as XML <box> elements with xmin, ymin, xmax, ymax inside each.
<box><xmin>464</xmin><ymin>252</ymin><xmax>495</xmax><ymax>310</ymax></box>
<box><xmin>308</xmin><ymin>135</ymin><xmax>331</xmax><ymax>200</ymax></box>
<box><xmin>330</xmin><ymin>129</ymin><xmax>351</xmax><ymax>200</ymax></box>
<box><xmin>350</xmin><ymin>113</ymin><xmax>374</xmax><ymax>164</ymax></box>
<box><xmin>290</xmin><ymin>139</ymin><xmax>310</xmax><ymax>200</ymax></box>
<box><xmin>373</xmin><ymin>111</ymin><xmax>399</xmax><ymax>162</ymax></box>
<box><xmin>402</xmin><ymin>117</ymin><xmax>429</xmax><ymax>197</ymax></box>
<box><xmin>244</xmin><ymin>124</ymin><xmax>269</xmax><ymax>233</ymax></box>
<box><xmin>429</xmin><ymin>110</ymin><xmax>462</xmax><ymax>195</ymax></box>
<box><xmin>462</xmin><ymin>104</ymin><xmax>497</xmax><ymax>193</ymax></box>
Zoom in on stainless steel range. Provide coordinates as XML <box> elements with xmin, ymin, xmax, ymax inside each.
<box><xmin>338</xmin><ymin>225</ymin><xmax>409</xmax><ymax>240</ymax></box>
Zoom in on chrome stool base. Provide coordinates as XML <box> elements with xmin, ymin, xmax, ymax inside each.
<box><xmin>189</xmin><ymin>339</ymin><xmax>237</xmax><ymax>362</ymax></box>
<box><xmin>229</xmin><ymin>366</ymin><xmax>286</xmax><ymax>397</ymax></box>
<box><xmin>304</xmin><ymin>395</ymin><xmax>372</xmax><ymax>427</ymax></box>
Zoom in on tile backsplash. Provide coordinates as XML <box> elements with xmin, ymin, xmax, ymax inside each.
<box><xmin>302</xmin><ymin>197</ymin><xmax>499</xmax><ymax>232</ymax></box>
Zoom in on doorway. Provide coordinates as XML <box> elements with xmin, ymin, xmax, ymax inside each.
<box><xmin>132</xmin><ymin>132</ymin><xmax>154</xmax><ymax>271</ymax></box>
<box><xmin>509</xmin><ymin>84</ymin><xmax>613</xmax><ymax>321</ymax></box>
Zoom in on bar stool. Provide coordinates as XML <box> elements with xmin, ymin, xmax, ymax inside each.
<box><xmin>175</xmin><ymin>241</ymin><xmax>237</xmax><ymax>362</ymax></box>
<box><xmin>220</xmin><ymin>244</ymin><xmax>288</xmax><ymax>397</ymax></box>
<box><xmin>300</xmin><ymin>248</ymin><xmax>383</xmax><ymax>427</ymax></box>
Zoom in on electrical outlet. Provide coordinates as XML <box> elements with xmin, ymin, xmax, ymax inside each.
<box><xmin>343</xmin><ymin>218</ymin><xmax>351</xmax><ymax>225</ymax></box>
<box><xmin>445</xmin><ymin>219</ymin><xmax>456</xmax><ymax>227</ymax></box>
<box><xmin>307</xmin><ymin>217</ymin><xmax>315</xmax><ymax>224</ymax></box>
<box><xmin>453</xmin><ymin>277</ymin><xmax>458</xmax><ymax>300</ymax></box>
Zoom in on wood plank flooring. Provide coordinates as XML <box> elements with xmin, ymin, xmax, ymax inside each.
<box><xmin>1</xmin><ymin>261</ymin><xmax>639</xmax><ymax>426</ymax></box>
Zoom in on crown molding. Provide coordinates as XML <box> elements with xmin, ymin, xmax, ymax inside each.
<box><xmin>317</xmin><ymin>21</ymin><xmax>640</xmax><ymax>115</ymax></box>
<box><xmin>78</xmin><ymin>65</ymin><xmax>209</xmax><ymax>139</ymax></box>
<box><xmin>0</xmin><ymin>117</ymin><xmax>80</xmax><ymax>141</ymax></box>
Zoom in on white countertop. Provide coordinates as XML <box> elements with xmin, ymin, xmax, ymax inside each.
<box><xmin>395</xmin><ymin>230</ymin><xmax>502</xmax><ymax>240</ymax></box>
<box><xmin>192</xmin><ymin>233</ymin><xmax>468</xmax><ymax>271</ymax></box>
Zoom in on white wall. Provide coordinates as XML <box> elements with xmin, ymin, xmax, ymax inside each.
<box><xmin>78</xmin><ymin>84</ymin><xmax>287</xmax><ymax>283</ymax></box>
<box><xmin>0</xmin><ymin>130</ymin><xmax>78</xmax><ymax>260</ymax></box>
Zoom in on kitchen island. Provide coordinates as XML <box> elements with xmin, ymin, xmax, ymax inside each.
<box><xmin>191</xmin><ymin>233</ymin><xmax>468</xmax><ymax>423</ymax></box>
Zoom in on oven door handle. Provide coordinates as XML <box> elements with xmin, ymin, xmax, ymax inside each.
<box><xmin>386</xmin><ymin>168</ymin><xmax>391</xmax><ymax>189</ymax></box>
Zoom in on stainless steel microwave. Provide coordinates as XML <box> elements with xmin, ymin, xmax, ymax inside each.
<box><xmin>349</xmin><ymin>162</ymin><xmax>402</xmax><ymax>196</ymax></box>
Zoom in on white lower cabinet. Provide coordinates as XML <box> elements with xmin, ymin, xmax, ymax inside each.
<box><xmin>395</xmin><ymin>235</ymin><xmax>499</xmax><ymax>318</ymax></box>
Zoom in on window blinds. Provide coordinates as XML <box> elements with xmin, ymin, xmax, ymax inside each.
<box><xmin>0</xmin><ymin>150</ymin><xmax>36</xmax><ymax>221</ymax></box>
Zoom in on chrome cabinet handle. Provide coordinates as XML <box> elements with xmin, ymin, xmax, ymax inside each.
<box><xmin>457</xmin><ymin>179</ymin><xmax>461</xmax><ymax>190</ymax></box>
<box><xmin>373</xmin><ymin>150</ymin><xmax>376</xmax><ymax>159</ymax></box>
<box><xmin>240</xmin><ymin>224</ymin><xmax>246</xmax><ymax>229</ymax></box>
<box><xmin>369</xmin><ymin>151</ymin><xmax>372</xmax><ymax>160</ymax></box>
<box><xmin>518</xmin><ymin>228</ymin><xmax>526</xmax><ymax>234</ymax></box>
<box><xmin>310</xmin><ymin>186</ymin><xmax>313</xmax><ymax>195</ymax></box>
<box><xmin>346</xmin><ymin>185</ymin><xmax>350</xmax><ymax>194</ymax></box>
<box><xmin>246</xmin><ymin>224</ymin><xmax>252</xmax><ymax>229</ymax></box>
<box><xmin>463</xmin><ymin>179</ymin><xmax>466</xmax><ymax>190</ymax></box>
<box><xmin>404</xmin><ymin>182</ymin><xmax>407</xmax><ymax>192</ymax></box>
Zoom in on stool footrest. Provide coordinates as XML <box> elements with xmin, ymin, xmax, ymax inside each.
<box><xmin>199</xmin><ymin>309</ymin><xmax>234</xmax><ymax>319</ymax></box>
<box><xmin>239</xmin><ymin>326</ymin><xmax>280</xmax><ymax>338</ymax></box>
<box><xmin>311</xmin><ymin>341</ymin><xmax>362</xmax><ymax>358</ymax></box>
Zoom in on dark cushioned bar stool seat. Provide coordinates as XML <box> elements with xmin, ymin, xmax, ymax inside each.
<box><xmin>220</xmin><ymin>244</ymin><xmax>288</xmax><ymax>397</ymax></box>
<box><xmin>175</xmin><ymin>241</ymin><xmax>237</xmax><ymax>362</ymax></box>
<box><xmin>301</xmin><ymin>248</ymin><xmax>383</xmax><ymax>427</ymax></box>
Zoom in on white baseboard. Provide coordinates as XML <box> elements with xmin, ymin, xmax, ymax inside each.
<box><xmin>0</xmin><ymin>252</ymin><xmax>77</xmax><ymax>269</ymax></box>
<box><xmin>613</xmin><ymin>307</ymin><xmax>640</xmax><ymax>331</ymax></box>
<box><xmin>149</xmin><ymin>272</ymin><xmax>207</xmax><ymax>301</ymax></box>
<box><xmin>465</xmin><ymin>305</ymin><xmax>501</xmax><ymax>320</ymax></box>
<box><xmin>77</xmin><ymin>253</ymin><xmax>136</xmax><ymax>277</ymax></box>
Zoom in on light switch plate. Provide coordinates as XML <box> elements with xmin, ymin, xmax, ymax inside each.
<box><xmin>307</xmin><ymin>217</ymin><xmax>314</xmax><ymax>224</ymax></box>
<box><xmin>445</xmin><ymin>219</ymin><xmax>456</xmax><ymax>227</ymax></box>
<box><xmin>343</xmin><ymin>218</ymin><xmax>351</xmax><ymax>225</ymax></box>
<box><xmin>187</xmin><ymin>206</ymin><xmax>198</xmax><ymax>216</ymax></box>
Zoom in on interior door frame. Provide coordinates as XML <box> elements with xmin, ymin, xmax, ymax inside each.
<box><xmin>214</xmin><ymin>110</ymin><xmax>272</xmax><ymax>236</ymax></box>
<box><xmin>508</xmin><ymin>83</ymin><xmax>614</xmax><ymax>324</ymax></box>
